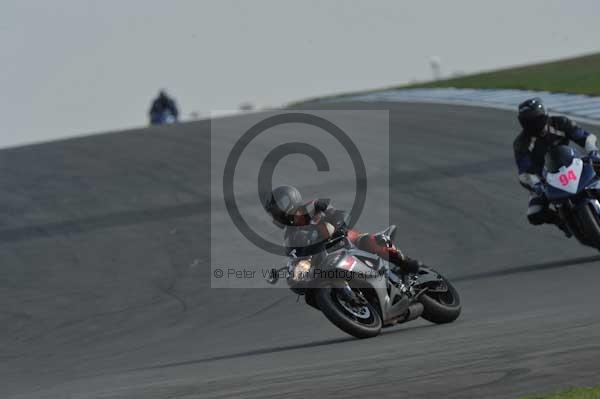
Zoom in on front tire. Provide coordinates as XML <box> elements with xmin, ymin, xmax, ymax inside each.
<box><xmin>576</xmin><ymin>203</ymin><xmax>600</xmax><ymax>249</ymax></box>
<box><xmin>419</xmin><ymin>276</ymin><xmax>461</xmax><ymax>324</ymax></box>
<box><xmin>315</xmin><ymin>285</ymin><xmax>382</xmax><ymax>339</ymax></box>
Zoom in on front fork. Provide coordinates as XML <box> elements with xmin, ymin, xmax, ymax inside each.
<box><xmin>336</xmin><ymin>281</ymin><xmax>369</xmax><ymax>306</ymax></box>
<box><xmin>556</xmin><ymin>193</ymin><xmax>600</xmax><ymax>236</ymax></box>
<box><xmin>588</xmin><ymin>198</ymin><xmax>600</xmax><ymax>214</ymax></box>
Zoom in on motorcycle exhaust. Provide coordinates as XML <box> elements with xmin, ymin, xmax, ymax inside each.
<box><xmin>403</xmin><ymin>303</ymin><xmax>424</xmax><ymax>322</ymax></box>
<box><xmin>387</xmin><ymin>302</ymin><xmax>424</xmax><ymax>326</ymax></box>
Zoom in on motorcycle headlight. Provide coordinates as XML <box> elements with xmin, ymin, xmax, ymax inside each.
<box><xmin>292</xmin><ymin>259</ymin><xmax>312</xmax><ymax>281</ymax></box>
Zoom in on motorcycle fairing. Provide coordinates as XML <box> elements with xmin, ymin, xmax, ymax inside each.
<box><xmin>545</xmin><ymin>160</ymin><xmax>597</xmax><ymax>200</ymax></box>
<box><xmin>545</xmin><ymin>158</ymin><xmax>583</xmax><ymax>194</ymax></box>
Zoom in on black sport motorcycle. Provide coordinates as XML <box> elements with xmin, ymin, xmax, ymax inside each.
<box><xmin>542</xmin><ymin>145</ymin><xmax>600</xmax><ymax>249</ymax></box>
<box><xmin>266</xmin><ymin>225</ymin><xmax>461</xmax><ymax>338</ymax></box>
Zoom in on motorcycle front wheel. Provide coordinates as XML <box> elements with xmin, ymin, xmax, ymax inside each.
<box><xmin>575</xmin><ymin>203</ymin><xmax>600</xmax><ymax>249</ymax></box>
<box><xmin>316</xmin><ymin>284</ymin><xmax>382</xmax><ymax>339</ymax></box>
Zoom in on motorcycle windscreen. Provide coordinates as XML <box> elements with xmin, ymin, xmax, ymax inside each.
<box><xmin>545</xmin><ymin>145</ymin><xmax>576</xmax><ymax>174</ymax></box>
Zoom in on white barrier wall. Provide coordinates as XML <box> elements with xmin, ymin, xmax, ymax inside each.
<box><xmin>318</xmin><ymin>88</ymin><xmax>600</xmax><ymax>122</ymax></box>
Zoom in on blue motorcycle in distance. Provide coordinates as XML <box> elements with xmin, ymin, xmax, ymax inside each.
<box><xmin>543</xmin><ymin>145</ymin><xmax>600</xmax><ymax>249</ymax></box>
<box><xmin>149</xmin><ymin>110</ymin><xmax>177</xmax><ymax>126</ymax></box>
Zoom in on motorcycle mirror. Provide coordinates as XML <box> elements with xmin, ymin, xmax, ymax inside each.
<box><xmin>266</xmin><ymin>266</ymin><xmax>287</xmax><ymax>284</ymax></box>
<box><xmin>265</xmin><ymin>268</ymin><xmax>279</xmax><ymax>284</ymax></box>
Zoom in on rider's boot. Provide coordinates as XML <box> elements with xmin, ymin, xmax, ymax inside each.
<box><xmin>357</xmin><ymin>233</ymin><xmax>421</xmax><ymax>275</ymax></box>
<box><xmin>389</xmin><ymin>250</ymin><xmax>421</xmax><ymax>276</ymax></box>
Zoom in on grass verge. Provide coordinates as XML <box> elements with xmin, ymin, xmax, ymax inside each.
<box><xmin>292</xmin><ymin>52</ymin><xmax>600</xmax><ymax>105</ymax></box>
<box><xmin>409</xmin><ymin>52</ymin><xmax>600</xmax><ymax>96</ymax></box>
<box><xmin>522</xmin><ymin>386</ymin><xmax>600</xmax><ymax>399</ymax></box>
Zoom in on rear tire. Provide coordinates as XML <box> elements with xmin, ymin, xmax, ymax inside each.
<box><xmin>315</xmin><ymin>285</ymin><xmax>382</xmax><ymax>339</ymax></box>
<box><xmin>419</xmin><ymin>276</ymin><xmax>461</xmax><ymax>324</ymax></box>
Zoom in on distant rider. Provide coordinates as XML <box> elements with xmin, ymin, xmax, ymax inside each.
<box><xmin>263</xmin><ymin>185</ymin><xmax>420</xmax><ymax>275</ymax></box>
<box><xmin>513</xmin><ymin>97</ymin><xmax>600</xmax><ymax>233</ymax></box>
<box><xmin>149</xmin><ymin>90</ymin><xmax>179</xmax><ymax>124</ymax></box>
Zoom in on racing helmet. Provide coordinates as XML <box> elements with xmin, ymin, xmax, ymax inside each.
<box><xmin>263</xmin><ymin>185</ymin><xmax>303</xmax><ymax>227</ymax></box>
<box><xmin>518</xmin><ymin>97</ymin><xmax>549</xmax><ymax>136</ymax></box>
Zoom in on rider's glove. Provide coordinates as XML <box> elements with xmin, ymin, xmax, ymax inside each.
<box><xmin>332</xmin><ymin>221</ymin><xmax>348</xmax><ymax>238</ymax></box>
<box><xmin>314</xmin><ymin>199</ymin><xmax>330</xmax><ymax>213</ymax></box>
<box><xmin>531</xmin><ymin>182</ymin><xmax>545</xmax><ymax>197</ymax></box>
<box><xmin>328</xmin><ymin>210</ymin><xmax>349</xmax><ymax>236</ymax></box>
<box><xmin>589</xmin><ymin>150</ymin><xmax>600</xmax><ymax>162</ymax></box>
<box><xmin>325</xmin><ymin>220</ymin><xmax>347</xmax><ymax>239</ymax></box>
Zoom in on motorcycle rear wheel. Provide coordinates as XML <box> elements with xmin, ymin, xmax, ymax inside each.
<box><xmin>419</xmin><ymin>275</ymin><xmax>461</xmax><ymax>324</ymax></box>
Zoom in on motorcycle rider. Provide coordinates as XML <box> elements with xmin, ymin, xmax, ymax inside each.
<box><xmin>149</xmin><ymin>90</ymin><xmax>179</xmax><ymax>123</ymax></box>
<box><xmin>263</xmin><ymin>185</ymin><xmax>420</xmax><ymax>275</ymax></box>
<box><xmin>514</xmin><ymin>97</ymin><xmax>600</xmax><ymax>233</ymax></box>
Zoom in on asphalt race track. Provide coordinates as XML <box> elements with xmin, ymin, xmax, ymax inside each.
<box><xmin>2</xmin><ymin>103</ymin><xmax>600</xmax><ymax>398</ymax></box>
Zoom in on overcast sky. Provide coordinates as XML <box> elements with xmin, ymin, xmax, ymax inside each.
<box><xmin>3</xmin><ymin>0</ymin><xmax>600</xmax><ymax>148</ymax></box>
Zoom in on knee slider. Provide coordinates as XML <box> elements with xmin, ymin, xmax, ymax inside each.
<box><xmin>527</xmin><ymin>213</ymin><xmax>546</xmax><ymax>225</ymax></box>
<box><xmin>528</xmin><ymin>208</ymin><xmax>555</xmax><ymax>225</ymax></box>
